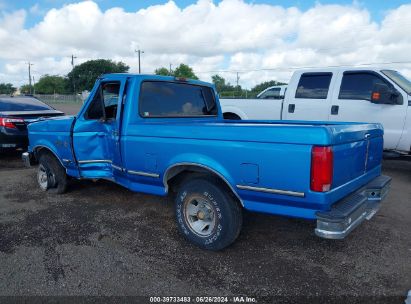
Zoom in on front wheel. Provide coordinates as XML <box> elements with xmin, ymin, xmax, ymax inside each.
<box><xmin>175</xmin><ymin>177</ymin><xmax>242</xmax><ymax>250</ymax></box>
<box><xmin>37</xmin><ymin>152</ymin><xmax>68</xmax><ymax>194</ymax></box>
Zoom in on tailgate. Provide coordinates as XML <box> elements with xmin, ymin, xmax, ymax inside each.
<box><xmin>331</xmin><ymin>126</ymin><xmax>384</xmax><ymax>188</ymax></box>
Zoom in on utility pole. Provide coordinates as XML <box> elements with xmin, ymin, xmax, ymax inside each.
<box><xmin>135</xmin><ymin>49</ymin><xmax>144</xmax><ymax>74</ymax></box>
<box><xmin>70</xmin><ymin>54</ymin><xmax>77</xmax><ymax>94</ymax></box>
<box><xmin>27</xmin><ymin>62</ymin><xmax>33</xmax><ymax>94</ymax></box>
<box><xmin>169</xmin><ymin>63</ymin><xmax>172</xmax><ymax>75</ymax></box>
<box><xmin>32</xmin><ymin>76</ymin><xmax>36</xmax><ymax>95</ymax></box>
<box><xmin>71</xmin><ymin>54</ymin><xmax>77</xmax><ymax>67</ymax></box>
<box><xmin>236</xmin><ymin>72</ymin><xmax>240</xmax><ymax>97</ymax></box>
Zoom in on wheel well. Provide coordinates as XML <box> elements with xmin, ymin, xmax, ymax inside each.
<box><xmin>34</xmin><ymin>146</ymin><xmax>62</xmax><ymax>165</ymax></box>
<box><xmin>34</xmin><ymin>146</ymin><xmax>53</xmax><ymax>159</ymax></box>
<box><xmin>164</xmin><ymin>164</ymin><xmax>243</xmax><ymax>206</ymax></box>
<box><xmin>223</xmin><ymin>112</ymin><xmax>241</xmax><ymax>120</ymax></box>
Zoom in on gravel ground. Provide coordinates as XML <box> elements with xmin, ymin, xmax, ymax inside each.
<box><xmin>0</xmin><ymin>150</ymin><xmax>410</xmax><ymax>303</ymax></box>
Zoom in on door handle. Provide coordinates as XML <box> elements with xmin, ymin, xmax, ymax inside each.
<box><xmin>97</xmin><ymin>132</ymin><xmax>105</xmax><ymax>137</ymax></box>
<box><xmin>288</xmin><ymin>104</ymin><xmax>295</xmax><ymax>113</ymax></box>
<box><xmin>331</xmin><ymin>105</ymin><xmax>339</xmax><ymax>115</ymax></box>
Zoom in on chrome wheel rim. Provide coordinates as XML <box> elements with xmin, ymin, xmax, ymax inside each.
<box><xmin>184</xmin><ymin>196</ymin><xmax>216</xmax><ymax>237</ymax></box>
<box><xmin>37</xmin><ymin>164</ymin><xmax>51</xmax><ymax>191</ymax></box>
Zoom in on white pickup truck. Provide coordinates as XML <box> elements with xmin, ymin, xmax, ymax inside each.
<box><xmin>221</xmin><ymin>67</ymin><xmax>411</xmax><ymax>155</ymax></box>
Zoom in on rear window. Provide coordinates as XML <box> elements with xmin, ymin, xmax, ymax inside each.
<box><xmin>0</xmin><ymin>97</ymin><xmax>52</xmax><ymax>112</ymax></box>
<box><xmin>139</xmin><ymin>81</ymin><xmax>217</xmax><ymax>118</ymax></box>
<box><xmin>295</xmin><ymin>73</ymin><xmax>332</xmax><ymax>99</ymax></box>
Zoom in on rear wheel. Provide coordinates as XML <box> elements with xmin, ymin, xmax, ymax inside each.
<box><xmin>175</xmin><ymin>176</ymin><xmax>242</xmax><ymax>250</ymax></box>
<box><xmin>37</xmin><ymin>152</ymin><xmax>68</xmax><ymax>194</ymax></box>
<box><xmin>223</xmin><ymin>113</ymin><xmax>241</xmax><ymax>120</ymax></box>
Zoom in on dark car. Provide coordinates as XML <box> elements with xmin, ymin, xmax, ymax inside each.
<box><xmin>0</xmin><ymin>96</ymin><xmax>64</xmax><ymax>151</ymax></box>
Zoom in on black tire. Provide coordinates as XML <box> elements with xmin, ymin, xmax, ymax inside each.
<box><xmin>175</xmin><ymin>176</ymin><xmax>242</xmax><ymax>251</ymax></box>
<box><xmin>37</xmin><ymin>152</ymin><xmax>68</xmax><ymax>194</ymax></box>
<box><xmin>223</xmin><ymin>113</ymin><xmax>241</xmax><ymax>120</ymax></box>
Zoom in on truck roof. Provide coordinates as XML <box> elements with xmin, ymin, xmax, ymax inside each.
<box><xmin>295</xmin><ymin>66</ymin><xmax>392</xmax><ymax>74</ymax></box>
<box><xmin>100</xmin><ymin>73</ymin><xmax>214</xmax><ymax>88</ymax></box>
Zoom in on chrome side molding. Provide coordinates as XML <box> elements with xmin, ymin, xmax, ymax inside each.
<box><xmin>236</xmin><ymin>184</ymin><xmax>305</xmax><ymax>198</ymax></box>
<box><xmin>78</xmin><ymin>159</ymin><xmax>112</xmax><ymax>164</ymax></box>
<box><xmin>127</xmin><ymin>170</ymin><xmax>160</xmax><ymax>178</ymax></box>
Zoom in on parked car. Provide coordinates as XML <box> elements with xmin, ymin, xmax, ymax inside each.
<box><xmin>221</xmin><ymin>67</ymin><xmax>411</xmax><ymax>156</ymax></box>
<box><xmin>256</xmin><ymin>85</ymin><xmax>287</xmax><ymax>99</ymax></box>
<box><xmin>0</xmin><ymin>96</ymin><xmax>64</xmax><ymax>151</ymax></box>
<box><xmin>23</xmin><ymin>74</ymin><xmax>390</xmax><ymax>250</ymax></box>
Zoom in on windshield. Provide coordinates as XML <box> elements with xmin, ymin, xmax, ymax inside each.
<box><xmin>381</xmin><ymin>70</ymin><xmax>411</xmax><ymax>95</ymax></box>
<box><xmin>0</xmin><ymin>97</ymin><xmax>53</xmax><ymax>112</ymax></box>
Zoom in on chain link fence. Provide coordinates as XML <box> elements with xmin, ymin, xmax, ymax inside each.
<box><xmin>219</xmin><ymin>90</ymin><xmax>258</xmax><ymax>99</ymax></box>
<box><xmin>34</xmin><ymin>94</ymin><xmax>84</xmax><ymax>105</ymax></box>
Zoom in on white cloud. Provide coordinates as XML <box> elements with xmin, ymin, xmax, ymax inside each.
<box><xmin>0</xmin><ymin>0</ymin><xmax>411</xmax><ymax>88</ymax></box>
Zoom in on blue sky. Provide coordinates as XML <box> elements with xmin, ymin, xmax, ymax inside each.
<box><xmin>5</xmin><ymin>0</ymin><xmax>411</xmax><ymax>27</ymax></box>
<box><xmin>1</xmin><ymin>0</ymin><xmax>411</xmax><ymax>87</ymax></box>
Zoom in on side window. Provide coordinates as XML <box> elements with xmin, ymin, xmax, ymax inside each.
<box><xmin>85</xmin><ymin>82</ymin><xmax>120</xmax><ymax>120</ymax></box>
<box><xmin>295</xmin><ymin>73</ymin><xmax>332</xmax><ymax>99</ymax></box>
<box><xmin>258</xmin><ymin>88</ymin><xmax>281</xmax><ymax>99</ymax></box>
<box><xmin>102</xmin><ymin>83</ymin><xmax>120</xmax><ymax>120</ymax></box>
<box><xmin>86</xmin><ymin>90</ymin><xmax>104</xmax><ymax>120</ymax></box>
<box><xmin>339</xmin><ymin>72</ymin><xmax>388</xmax><ymax>101</ymax></box>
<box><xmin>139</xmin><ymin>81</ymin><xmax>217</xmax><ymax>118</ymax></box>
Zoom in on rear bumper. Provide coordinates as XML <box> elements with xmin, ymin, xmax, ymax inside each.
<box><xmin>0</xmin><ymin>131</ymin><xmax>28</xmax><ymax>149</ymax></box>
<box><xmin>315</xmin><ymin>175</ymin><xmax>391</xmax><ymax>239</ymax></box>
<box><xmin>22</xmin><ymin>151</ymin><xmax>35</xmax><ymax>167</ymax></box>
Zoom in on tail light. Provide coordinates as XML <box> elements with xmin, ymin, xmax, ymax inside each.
<box><xmin>311</xmin><ymin>146</ymin><xmax>333</xmax><ymax>192</ymax></box>
<box><xmin>0</xmin><ymin>117</ymin><xmax>24</xmax><ymax>129</ymax></box>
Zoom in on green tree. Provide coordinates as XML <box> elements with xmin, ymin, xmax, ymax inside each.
<box><xmin>173</xmin><ymin>64</ymin><xmax>198</xmax><ymax>80</ymax></box>
<box><xmin>211</xmin><ymin>74</ymin><xmax>236</xmax><ymax>93</ymax></box>
<box><xmin>67</xmin><ymin>59</ymin><xmax>129</xmax><ymax>92</ymax></box>
<box><xmin>20</xmin><ymin>84</ymin><xmax>33</xmax><ymax>95</ymax></box>
<box><xmin>0</xmin><ymin>83</ymin><xmax>17</xmax><ymax>95</ymax></box>
<box><xmin>154</xmin><ymin>67</ymin><xmax>172</xmax><ymax>76</ymax></box>
<box><xmin>211</xmin><ymin>74</ymin><xmax>226</xmax><ymax>92</ymax></box>
<box><xmin>34</xmin><ymin>75</ymin><xmax>68</xmax><ymax>94</ymax></box>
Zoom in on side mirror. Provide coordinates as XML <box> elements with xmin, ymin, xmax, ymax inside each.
<box><xmin>371</xmin><ymin>83</ymin><xmax>402</xmax><ymax>105</ymax></box>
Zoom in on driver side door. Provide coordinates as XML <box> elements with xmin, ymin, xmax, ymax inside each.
<box><xmin>73</xmin><ymin>80</ymin><xmax>123</xmax><ymax>178</ymax></box>
<box><xmin>329</xmin><ymin>71</ymin><xmax>407</xmax><ymax>150</ymax></box>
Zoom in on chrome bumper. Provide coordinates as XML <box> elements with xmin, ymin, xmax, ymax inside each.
<box><xmin>315</xmin><ymin>175</ymin><xmax>391</xmax><ymax>239</ymax></box>
<box><xmin>22</xmin><ymin>151</ymin><xmax>34</xmax><ymax>168</ymax></box>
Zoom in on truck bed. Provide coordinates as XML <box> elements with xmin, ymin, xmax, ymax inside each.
<box><xmin>119</xmin><ymin>119</ymin><xmax>383</xmax><ymax>219</ymax></box>
<box><xmin>128</xmin><ymin>119</ymin><xmax>383</xmax><ymax>146</ymax></box>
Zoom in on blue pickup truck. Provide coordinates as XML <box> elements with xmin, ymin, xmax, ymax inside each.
<box><xmin>22</xmin><ymin>74</ymin><xmax>391</xmax><ymax>250</ymax></box>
